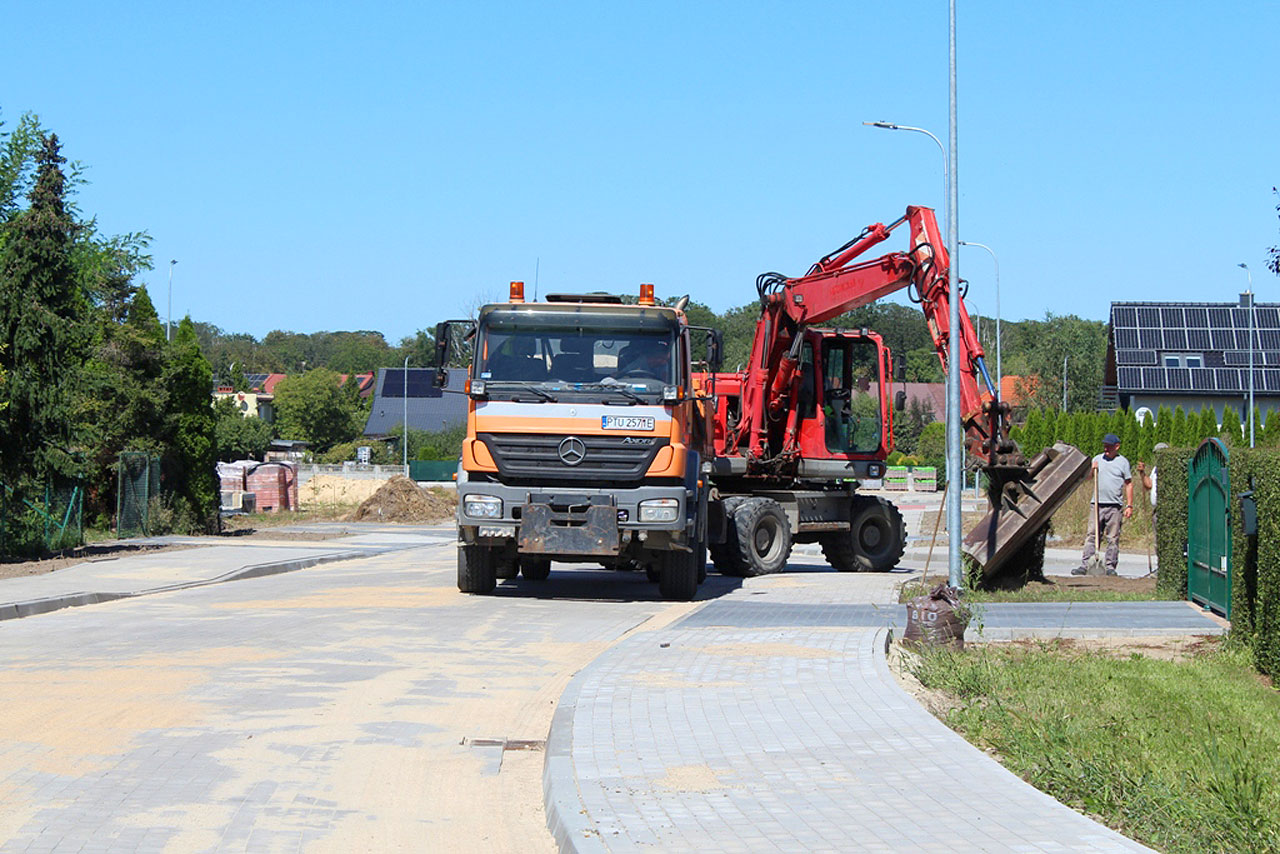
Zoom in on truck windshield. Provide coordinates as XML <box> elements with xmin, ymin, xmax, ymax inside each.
<box><xmin>477</xmin><ymin>326</ymin><xmax>676</xmax><ymax>393</ymax></box>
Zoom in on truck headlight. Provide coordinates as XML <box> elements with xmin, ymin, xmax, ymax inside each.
<box><xmin>464</xmin><ymin>495</ymin><xmax>502</xmax><ymax>518</ymax></box>
<box><xmin>638</xmin><ymin>498</ymin><xmax>679</xmax><ymax>523</ymax></box>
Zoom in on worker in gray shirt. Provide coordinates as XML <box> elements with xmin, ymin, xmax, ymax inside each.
<box><xmin>1072</xmin><ymin>433</ymin><xmax>1134</xmax><ymax>576</ymax></box>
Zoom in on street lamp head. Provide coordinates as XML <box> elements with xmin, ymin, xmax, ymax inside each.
<box><xmin>170</xmin><ymin>259</ymin><xmax>177</xmax><ymax>266</ymax></box>
<box><xmin>1239</xmin><ymin>263</ymin><xmax>1249</xmax><ymax>270</ymax></box>
<box><xmin>863</xmin><ymin>121</ymin><xmax>899</xmax><ymax>130</ymax></box>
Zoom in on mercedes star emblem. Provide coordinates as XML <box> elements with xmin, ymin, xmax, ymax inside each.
<box><xmin>558</xmin><ymin>436</ymin><xmax>587</xmax><ymax>466</ymax></box>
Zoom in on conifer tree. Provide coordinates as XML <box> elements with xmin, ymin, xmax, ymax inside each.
<box><xmin>1170</xmin><ymin>406</ymin><xmax>1188</xmax><ymax>448</ymax></box>
<box><xmin>1154</xmin><ymin>405</ymin><xmax>1173</xmax><ymax>445</ymax></box>
<box><xmin>1218</xmin><ymin>405</ymin><xmax>1243</xmax><ymax>447</ymax></box>
<box><xmin>1198</xmin><ymin>406</ymin><xmax>1219</xmax><ymax>445</ymax></box>
<box><xmin>1021</xmin><ymin>408</ymin><xmax>1045</xmax><ymax>454</ymax></box>
<box><xmin>161</xmin><ymin>316</ymin><xmax>218</xmax><ymax>533</ymax></box>
<box><xmin>0</xmin><ymin>133</ymin><xmax>88</xmax><ymax>493</ymax></box>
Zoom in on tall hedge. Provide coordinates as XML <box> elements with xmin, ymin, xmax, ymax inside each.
<box><xmin>1225</xmin><ymin>447</ymin><xmax>1280</xmax><ymax>677</ymax></box>
<box><xmin>1154</xmin><ymin>446</ymin><xmax>1194</xmax><ymax>599</ymax></box>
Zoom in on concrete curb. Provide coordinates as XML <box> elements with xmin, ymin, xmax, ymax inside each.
<box><xmin>0</xmin><ymin>545</ymin><xmax>405</xmax><ymax>623</ymax></box>
<box><xmin>543</xmin><ymin>660</ymin><xmax>609</xmax><ymax>854</ymax></box>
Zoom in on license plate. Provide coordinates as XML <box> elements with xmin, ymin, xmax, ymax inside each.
<box><xmin>602</xmin><ymin>415</ymin><xmax>655</xmax><ymax>431</ymax></box>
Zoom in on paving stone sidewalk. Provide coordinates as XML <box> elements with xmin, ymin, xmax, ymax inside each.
<box><xmin>0</xmin><ymin>526</ymin><xmax>454</xmax><ymax>621</ymax></box>
<box><xmin>543</xmin><ymin>562</ymin><xmax>1219</xmax><ymax>853</ymax></box>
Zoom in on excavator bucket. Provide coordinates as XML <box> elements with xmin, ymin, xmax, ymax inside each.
<box><xmin>963</xmin><ymin>443</ymin><xmax>1091</xmax><ymax>581</ymax></box>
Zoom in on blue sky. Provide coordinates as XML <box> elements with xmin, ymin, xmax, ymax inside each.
<box><xmin>5</xmin><ymin>1</ymin><xmax>1277</xmax><ymax>344</ymax></box>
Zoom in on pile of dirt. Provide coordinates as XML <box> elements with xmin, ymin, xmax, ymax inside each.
<box><xmin>350</xmin><ymin>476</ymin><xmax>456</xmax><ymax>523</ymax></box>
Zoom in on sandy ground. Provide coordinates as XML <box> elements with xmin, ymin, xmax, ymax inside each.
<box><xmin>298</xmin><ymin>474</ymin><xmax>391</xmax><ymax>507</ymax></box>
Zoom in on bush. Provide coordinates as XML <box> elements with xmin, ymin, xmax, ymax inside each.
<box><xmin>1155</xmin><ymin>445</ymin><xmax>1194</xmax><ymax>599</ymax></box>
<box><xmin>1225</xmin><ymin>447</ymin><xmax>1280</xmax><ymax>677</ymax></box>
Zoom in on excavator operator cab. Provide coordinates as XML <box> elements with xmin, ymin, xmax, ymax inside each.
<box><xmin>817</xmin><ymin>333</ymin><xmax>884</xmax><ymax>455</ymax></box>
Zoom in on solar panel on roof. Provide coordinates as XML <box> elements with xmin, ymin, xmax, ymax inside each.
<box><xmin>1115</xmin><ymin>328</ymin><xmax>1140</xmax><ymax>349</ymax></box>
<box><xmin>1209</xmin><ymin>308</ymin><xmax>1231</xmax><ymax>327</ymax></box>
<box><xmin>1190</xmin><ymin>368</ymin><xmax>1215</xmax><ymax>391</ymax></box>
<box><xmin>1139</xmin><ymin>329</ymin><xmax>1161</xmax><ymax>348</ymax></box>
<box><xmin>1138</xmin><ymin>307</ymin><xmax>1160</xmax><ymax>327</ymax></box>
<box><xmin>1267</xmin><ymin>351</ymin><xmax>1280</xmax><ymax>367</ymax></box>
<box><xmin>1185</xmin><ymin>307</ymin><xmax>1209</xmax><ymax>327</ymax></box>
<box><xmin>1114</xmin><ymin>306</ymin><xmax>1137</xmax><ymax>327</ymax></box>
<box><xmin>382</xmin><ymin>369</ymin><xmax>443</xmax><ymax>398</ymax></box>
<box><xmin>1257</xmin><ymin>308</ymin><xmax>1280</xmax><ymax>328</ymax></box>
<box><xmin>1212</xmin><ymin>330</ymin><xmax>1234</xmax><ymax>349</ymax></box>
<box><xmin>1167</xmin><ymin>368</ymin><xmax>1190</xmax><ymax>390</ymax></box>
<box><xmin>1117</xmin><ymin>367</ymin><xmax>1142</xmax><ymax>388</ymax></box>
<box><xmin>1267</xmin><ymin>370</ymin><xmax>1280</xmax><ymax>392</ymax></box>
<box><xmin>1261</xmin><ymin>330</ymin><xmax>1280</xmax><ymax>350</ymax></box>
<box><xmin>1116</xmin><ymin>349</ymin><xmax>1157</xmax><ymax>366</ymax></box>
<box><xmin>1162</xmin><ymin>329</ymin><xmax>1187</xmax><ymax>350</ymax></box>
<box><xmin>1215</xmin><ymin>368</ymin><xmax>1240</xmax><ymax>390</ymax></box>
<box><xmin>1160</xmin><ymin>307</ymin><xmax>1184</xmax><ymax>326</ymax></box>
<box><xmin>1142</xmin><ymin>367</ymin><xmax>1166</xmax><ymax>390</ymax></box>
<box><xmin>1187</xmin><ymin>329</ymin><xmax>1211</xmax><ymax>349</ymax></box>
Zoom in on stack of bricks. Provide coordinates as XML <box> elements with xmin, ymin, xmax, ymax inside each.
<box><xmin>244</xmin><ymin>462</ymin><xmax>299</xmax><ymax>513</ymax></box>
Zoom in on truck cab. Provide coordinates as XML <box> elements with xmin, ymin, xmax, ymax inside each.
<box><xmin>438</xmin><ymin>283</ymin><xmax>718</xmax><ymax>599</ymax></box>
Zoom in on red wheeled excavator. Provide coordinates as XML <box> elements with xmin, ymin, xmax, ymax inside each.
<box><xmin>701</xmin><ymin>205</ymin><xmax>1088</xmax><ymax>582</ymax></box>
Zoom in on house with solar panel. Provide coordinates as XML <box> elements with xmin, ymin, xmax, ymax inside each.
<box><xmin>1105</xmin><ymin>300</ymin><xmax>1280</xmax><ymax>423</ymax></box>
<box><xmin>363</xmin><ymin>367</ymin><xmax>469</xmax><ymax>437</ymax></box>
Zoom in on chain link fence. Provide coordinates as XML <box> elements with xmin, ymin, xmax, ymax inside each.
<box><xmin>0</xmin><ymin>480</ymin><xmax>84</xmax><ymax>557</ymax></box>
<box><xmin>116</xmin><ymin>452</ymin><xmax>161</xmax><ymax>538</ymax></box>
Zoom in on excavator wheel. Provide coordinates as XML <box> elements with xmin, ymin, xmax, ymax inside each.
<box><xmin>709</xmin><ymin>496</ymin><xmax>748</xmax><ymax>575</ymax></box>
<box><xmin>726</xmin><ymin>497</ymin><xmax>792</xmax><ymax>577</ymax></box>
<box><xmin>821</xmin><ymin>496</ymin><xmax>906</xmax><ymax>572</ymax></box>
<box><xmin>657</xmin><ymin>543</ymin><xmax>702</xmax><ymax>600</ymax></box>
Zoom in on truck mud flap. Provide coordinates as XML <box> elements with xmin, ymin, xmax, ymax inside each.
<box><xmin>963</xmin><ymin>442</ymin><xmax>1090</xmax><ymax>580</ymax></box>
<box><xmin>518</xmin><ymin>503</ymin><xmax>620</xmax><ymax>557</ymax></box>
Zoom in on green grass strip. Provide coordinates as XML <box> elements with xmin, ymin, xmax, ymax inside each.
<box><xmin>908</xmin><ymin>640</ymin><xmax>1280</xmax><ymax>853</ymax></box>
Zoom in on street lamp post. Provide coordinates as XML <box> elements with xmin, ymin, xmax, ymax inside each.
<box><xmin>166</xmin><ymin>259</ymin><xmax>177</xmax><ymax>341</ymax></box>
<box><xmin>862</xmin><ymin>121</ymin><xmax>949</xmax><ymax>233</ymax></box>
<box><xmin>1240</xmin><ymin>263</ymin><xmax>1255</xmax><ymax>447</ymax></box>
<box><xmin>959</xmin><ymin>241</ymin><xmax>1001</xmax><ymax>394</ymax></box>
<box><xmin>403</xmin><ymin>356</ymin><xmax>410</xmax><ymax>472</ymax></box>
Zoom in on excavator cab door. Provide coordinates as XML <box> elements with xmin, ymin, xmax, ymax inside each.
<box><xmin>817</xmin><ymin>335</ymin><xmax>884</xmax><ymax>455</ymax></box>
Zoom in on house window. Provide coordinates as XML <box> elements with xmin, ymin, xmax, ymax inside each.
<box><xmin>1162</xmin><ymin>353</ymin><xmax>1204</xmax><ymax>368</ymax></box>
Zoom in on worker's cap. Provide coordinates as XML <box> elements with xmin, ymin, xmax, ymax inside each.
<box><xmin>1153</xmin><ymin>442</ymin><xmax>1170</xmax><ymax>452</ymax></box>
<box><xmin>1102</xmin><ymin>433</ymin><xmax>1121</xmax><ymax>445</ymax></box>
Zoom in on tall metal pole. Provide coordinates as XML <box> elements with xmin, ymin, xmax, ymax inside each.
<box><xmin>945</xmin><ymin>0</ymin><xmax>962</xmax><ymax>589</ymax></box>
<box><xmin>1241</xmin><ymin>263</ymin><xmax>1254</xmax><ymax>447</ymax></box>
<box><xmin>960</xmin><ymin>241</ymin><xmax>1001</xmax><ymax>394</ymax></box>
<box><xmin>403</xmin><ymin>356</ymin><xmax>410</xmax><ymax>472</ymax></box>
<box><xmin>166</xmin><ymin>259</ymin><xmax>177</xmax><ymax>341</ymax></box>
<box><xmin>862</xmin><ymin>121</ymin><xmax>948</xmax><ymax>234</ymax></box>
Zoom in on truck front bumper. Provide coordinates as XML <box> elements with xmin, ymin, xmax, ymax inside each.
<box><xmin>456</xmin><ymin>480</ymin><xmax>693</xmax><ymax>557</ymax></box>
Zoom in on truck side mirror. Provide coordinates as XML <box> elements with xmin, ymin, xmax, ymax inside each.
<box><xmin>895</xmin><ymin>389</ymin><xmax>907</xmax><ymax>411</ymax></box>
<box><xmin>707</xmin><ymin>330</ymin><xmax>724</xmax><ymax>373</ymax></box>
<box><xmin>894</xmin><ymin>350</ymin><xmax>907</xmax><ymax>383</ymax></box>
<box><xmin>434</xmin><ymin>321</ymin><xmax>449</xmax><ymax>368</ymax></box>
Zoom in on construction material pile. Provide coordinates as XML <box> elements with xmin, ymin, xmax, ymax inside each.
<box><xmin>351</xmin><ymin>476</ymin><xmax>456</xmax><ymax>523</ymax></box>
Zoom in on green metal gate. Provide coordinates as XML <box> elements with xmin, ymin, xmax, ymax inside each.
<box><xmin>117</xmin><ymin>452</ymin><xmax>161</xmax><ymax>538</ymax></box>
<box><xmin>1188</xmin><ymin>438</ymin><xmax>1231</xmax><ymax>617</ymax></box>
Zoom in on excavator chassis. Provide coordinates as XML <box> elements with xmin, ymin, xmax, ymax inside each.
<box><xmin>962</xmin><ymin>443</ymin><xmax>1091</xmax><ymax>582</ymax></box>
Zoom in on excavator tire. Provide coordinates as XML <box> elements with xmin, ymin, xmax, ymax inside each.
<box><xmin>821</xmin><ymin>496</ymin><xmax>906</xmax><ymax>572</ymax></box>
<box><xmin>458</xmin><ymin>544</ymin><xmax>498</xmax><ymax>593</ymax></box>
<box><xmin>710</xmin><ymin>497</ymin><xmax>748</xmax><ymax>574</ymax></box>
<box><xmin>520</xmin><ymin>557</ymin><xmax>552</xmax><ymax>581</ymax></box>
<box><xmin>728</xmin><ymin>497</ymin><xmax>792</xmax><ymax>577</ymax></box>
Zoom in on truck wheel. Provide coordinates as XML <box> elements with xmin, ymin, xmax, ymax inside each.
<box><xmin>495</xmin><ymin>553</ymin><xmax>520</xmax><ymax>579</ymax></box>
<box><xmin>696</xmin><ymin>540</ymin><xmax>707</xmax><ymax>584</ymax></box>
<box><xmin>821</xmin><ymin>496</ymin><xmax>905</xmax><ymax>572</ymax></box>
<box><xmin>658</xmin><ymin>548</ymin><xmax>699</xmax><ymax>600</ymax></box>
<box><xmin>731</xmin><ymin>497</ymin><xmax>791</xmax><ymax>577</ymax></box>
<box><xmin>458</xmin><ymin>544</ymin><xmax>498</xmax><ymax>593</ymax></box>
<box><xmin>520</xmin><ymin>557</ymin><xmax>552</xmax><ymax>581</ymax></box>
<box><xmin>710</xmin><ymin>496</ymin><xmax>748</xmax><ymax>575</ymax></box>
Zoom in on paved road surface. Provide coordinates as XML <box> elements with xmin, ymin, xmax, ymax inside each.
<box><xmin>0</xmin><ymin>541</ymin><xmax>713</xmax><ymax>853</ymax></box>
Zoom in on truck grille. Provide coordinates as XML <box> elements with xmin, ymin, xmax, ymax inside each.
<box><xmin>479</xmin><ymin>433</ymin><xmax>668</xmax><ymax>485</ymax></box>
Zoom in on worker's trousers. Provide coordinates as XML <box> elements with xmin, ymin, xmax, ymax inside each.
<box><xmin>1081</xmin><ymin>503</ymin><xmax>1124</xmax><ymax>573</ymax></box>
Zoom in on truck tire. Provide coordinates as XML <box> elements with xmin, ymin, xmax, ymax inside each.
<box><xmin>710</xmin><ymin>496</ymin><xmax>748</xmax><ymax>574</ymax></box>
<box><xmin>458</xmin><ymin>544</ymin><xmax>498</xmax><ymax>593</ymax></box>
<box><xmin>729</xmin><ymin>497</ymin><xmax>791</xmax><ymax>577</ymax></box>
<box><xmin>821</xmin><ymin>496</ymin><xmax>905</xmax><ymax>572</ymax></box>
<box><xmin>658</xmin><ymin>548</ymin><xmax>699</xmax><ymax>600</ymax></box>
<box><xmin>495</xmin><ymin>553</ymin><xmax>520</xmax><ymax>579</ymax></box>
<box><xmin>520</xmin><ymin>557</ymin><xmax>552</xmax><ymax>581</ymax></box>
